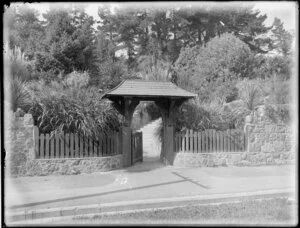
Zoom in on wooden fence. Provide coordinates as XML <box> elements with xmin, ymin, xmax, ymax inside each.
<box><xmin>131</xmin><ymin>132</ymin><xmax>143</xmax><ymax>164</ymax></box>
<box><xmin>174</xmin><ymin>129</ymin><xmax>247</xmax><ymax>153</ymax></box>
<box><xmin>34</xmin><ymin>126</ymin><xmax>121</xmax><ymax>159</ymax></box>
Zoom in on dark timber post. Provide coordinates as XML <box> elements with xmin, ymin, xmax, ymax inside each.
<box><xmin>121</xmin><ymin>98</ymin><xmax>132</xmax><ymax>167</ymax></box>
<box><xmin>121</xmin><ymin>97</ymin><xmax>140</xmax><ymax>167</ymax></box>
<box><xmin>156</xmin><ymin>99</ymin><xmax>176</xmax><ymax>165</ymax></box>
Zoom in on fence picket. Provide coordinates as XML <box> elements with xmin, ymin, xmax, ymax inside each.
<box><xmin>227</xmin><ymin>130</ymin><xmax>231</xmax><ymax>152</ymax></box>
<box><xmin>197</xmin><ymin>132</ymin><xmax>201</xmax><ymax>153</ymax></box>
<box><xmin>88</xmin><ymin>138</ymin><xmax>93</xmax><ymax>157</ymax></box>
<box><xmin>193</xmin><ymin>131</ymin><xmax>197</xmax><ymax>153</ymax></box>
<box><xmin>216</xmin><ymin>131</ymin><xmax>219</xmax><ymax>152</ymax></box>
<box><xmin>64</xmin><ymin>134</ymin><xmax>68</xmax><ymax>158</ymax></box>
<box><xmin>212</xmin><ymin>130</ymin><xmax>216</xmax><ymax>152</ymax></box>
<box><xmin>202</xmin><ymin>131</ymin><xmax>205</xmax><ymax>152</ymax></box>
<box><xmin>99</xmin><ymin>136</ymin><xmax>103</xmax><ymax>156</ymax></box>
<box><xmin>103</xmin><ymin>134</ymin><xmax>107</xmax><ymax>156</ymax></box>
<box><xmin>113</xmin><ymin>132</ymin><xmax>117</xmax><ymax>155</ymax></box>
<box><xmin>106</xmin><ymin>132</ymin><xmax>110</xmax><ymax>156</ymax></box>
<box><xmin>230</xmin><ymin>131</ymin><xmax>233</xmax><ymax>152</ymax></box>
<box><xmin>50</xmin><ymin>136</ymin><xmax>55</xmax><ymax>158</ymax></box>
<box><xmin>220</xmin><ymin>131</ymin><xmax>223</xmax><ymax>152</ymax></box>
<box><xmin>234</xmin><ymin>130</ymin><xmax>238</xmax><ymax>152</ymax></box>
<box><xmin>179</xmin><ymin>132</ymin><xmax>183</xmax><ymax>152</ymax></box>
<box><xmin>110</xmin><ymin>132</ymin><xmax>114</xmax><ymax>155</ymax></box>
<box><xmin>34</xmin><ymin>126</ymin><xmax>39</xmax><ymax>158</ymax></box>
<box><xmin>69</xmin><ymin>133</ymin><xmax>74</xmax><ymax>158</ymax></box>
<box><xmin>187</xmin><ymin>129</ymin><xmax>191</xmax><ymax>152</ymax></box>
<box><xmin>40</xmin><ymin>134</ymin><xmax>44</xmax><ymax>159</ymax></box>
<box><xmin>55</xmin><ymin>135</ymin><xmax>60</xmax><ymax>158</ymax></box>
<box><xmin>223</xmin><ymin>131</ymin><xmax>227</xmax><ymax>152</ymax></box>
<box><xmin>183</xmin><ymin>131</ymin><xmax>187</xmax><ymax>152</ymax></box>
<box><xmin>174</xmin><ymin>129</ymin><xmax>246</xmax><ymax>154</ymax></box>
<box><xmin>60</xmin><ymin>134</ymin><xmax>64</xmax><ymax>158</ymax></box>
<box><xmin>75</xmin><ymin>134</ymin><xmax>79</xmax><ymax>157</ymax></box>
<box><xmin>79</xmin><ymin>135</ymin><xmax>83</xmax><ymax>157</ymax></box>
<box><xmin>210</xmin><ymin>130</ymin><xmax>213</xmax><ymax>152</ymax></box>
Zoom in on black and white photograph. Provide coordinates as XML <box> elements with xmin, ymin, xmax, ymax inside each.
<box><xmin>2</xmin><ymin>1</ymin><xmax>298</xmax><ymax>226</ymax></box>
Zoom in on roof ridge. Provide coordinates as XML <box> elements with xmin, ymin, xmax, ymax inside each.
<box><xmin>103</xmin><ymin>80</ymin><xmax>126</xmax><ymax>96</ymax></box>
<box><xmin>103</xmin><ymin>79</ymin><xmax>198</xmax><ymax>98</ymax></box>
<box><xmin>124</xmin><ymin>79</ymin><xmax>174</xmax><ymax>83</ymax></box>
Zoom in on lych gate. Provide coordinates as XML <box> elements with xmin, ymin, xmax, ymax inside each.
<box><xmin>103</xmin><ymin>80</ymin><xmax>197</xmax><ymax>167</ymax></box>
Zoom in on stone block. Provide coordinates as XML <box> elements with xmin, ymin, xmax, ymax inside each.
<box><xmin>207</xmin><ymin>158</ymin><xmax>215</xmax><ymax>167</ymax></box>
<box><xmin>267</xmin><ymin>157</ymin><xmax>274</xmax><ymax>164</ymax></box>
<box><xmin>277</xmin><ymin>126</ymin><xmax>286</xmax><ymax>133</ymax></box>
<box><xmin>239</xmin><ymin>160</ymin><xmax>251</xmax><ymax>166</ymax></box>
<box><xmin>268</xmin><ymin>125</ymin><xmax>277</xmax><ymax>132</ymax></box>
<box><xmin>261</xmin><ymin>143</ymin><xmax>275</xmax><ymax>153</ymax></box>
<box><xmin>268</xmin><ymin>133</ymin><xmax>277</xmax><ymax>141</ymax></box>
<box><xmin>24</xmin><ymin>114</ymin><xmax>33</xmax><ymax>125</ymax></box>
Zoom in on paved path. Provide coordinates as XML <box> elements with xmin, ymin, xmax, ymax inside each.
<box><xmin>5</xmin><ymin>163</ymin><xmax>296</xmax><ymax>214</ymax></box>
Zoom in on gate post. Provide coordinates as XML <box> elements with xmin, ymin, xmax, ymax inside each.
<box><xmin>121</xmin><ymin>126</ymin><xmax>132</xmax><ymax>167</ymax></box>
<box><xmin>165</xmin><ymin>125</ymin><xmax>175</xmax><ymax>165</ymax></box>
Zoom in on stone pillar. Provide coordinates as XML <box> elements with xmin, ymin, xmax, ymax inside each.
<box><xmin>5</xmin><ymin>112</ymin><xmax>35</xmax><ymax>176</ymax></box>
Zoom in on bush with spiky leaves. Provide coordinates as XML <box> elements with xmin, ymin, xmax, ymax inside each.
<box><xmin>173</xmin><ymin>100</ymin><xmax>215</xmax><ymax>131</ymax></box>
<box><xmin>5</xmin><ymin>77</ymin><xmax>32</xmax><ymax>112</ymax></box>
<box><xmin>28</xmin><ymin>77</ymin><xmax>123</xmax><ymax>139</ymax></box>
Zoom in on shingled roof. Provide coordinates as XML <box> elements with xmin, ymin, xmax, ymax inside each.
<box><xmin>103</xmin><ymin>80</ymin><xmax>197</xmax><ymax>98</ymax></box>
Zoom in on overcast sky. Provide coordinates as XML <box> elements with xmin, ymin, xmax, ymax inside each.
<box><xmin>14</xmin><ymin>1</ymin><xmax>297</xmax><ymax>31</ymax></box>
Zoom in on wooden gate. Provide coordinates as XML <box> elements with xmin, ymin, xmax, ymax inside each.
<box><xmin>131</xmin><ymin>131</ymin><xmax>143</xmax><ymax>165</ymax></box>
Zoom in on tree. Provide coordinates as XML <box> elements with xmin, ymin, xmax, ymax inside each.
<box><xmin>175</xmin><ymin>33</ymin><xmax>254</xmax><ymax>102</ymax></box>
<box><xmin>38</xmin><ymin>7</ymin><xmax>96</xmax><ymax>75</ymax></box>
<box><xmin>4</xmin><ymin>4</ymin><xmax>45</xmax><ymax>60</ymax></box>
<box><xmin>270</xmin><ymin>17</ymin><xmax>293</xmax><ymax>56</ymax></box>
<box><xmin>90</xmin><ymin>33</ymin><xmax>128</xmax><ymax>89</ymax></box>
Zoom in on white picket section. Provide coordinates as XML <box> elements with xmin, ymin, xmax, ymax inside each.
<box><xmin>35</xmin><ymin>129</ymin><xmax>121</xmax><ymax>159</ymax></box>
<box><xmin>175</xmin><ymin>129</ymin><xmax>246</xmax><ymax>153</ymax></box>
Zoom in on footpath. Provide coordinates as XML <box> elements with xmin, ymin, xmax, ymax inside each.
<box><xmin>4</xmin><ymin>162</ymin><xmax>296</xmax><ymax>224</ymax></box>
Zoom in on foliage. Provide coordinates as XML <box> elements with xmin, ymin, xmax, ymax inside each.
<box><xmin>253</xmin><ymin>55</ymin><xmax>292</xmax><ymax>80</ymax></box>
<box><xmin>264</xmin><ymin>77</ymin><xmax>291</xmax><ymax>105</ymax></box>
<box><xmin>175</xmin><ymin>33</ymin><xmax>253</xmax><ymax>103</ymax></box>
<box><xmin>5</xmin><ymin>78</ymin><xmax>32</xmax><ymax>112</ymax></box>
<box><xmin>28</xmin><ymin>82</ymin><xmax>123</xmax><ymax>139</ymax></box>
<box><xmin>7</xmin><ymin>46</ymin><xmax>32</xmax><ymax>81</ymax></box>
<box><xmin>270</xmin><ymin>17</ymin><xmax>293</xmax><ymax>56</ymax></box>
<box><xmin>236</xmin><ymin>79</ymin><xmax>264</xmax><ymax>111</ymax></box>
<box><xmin>63</xmin><ymin>71</ymin><xmax>90</xmax><ymax>88</ymax></box>
<box><xmin>173</xmin><ymin>100</ymin><xmax>215</xmax><ymax>131</ymax></box>
<box><xmin>264</xmin><ymin>104</ymin><xmax>291</xmax><ymax>125</ymax></box>
<box><xmin>4</xmin><ymin>4</ymin><xmax>44</xmax><ymax>60</ymax></box>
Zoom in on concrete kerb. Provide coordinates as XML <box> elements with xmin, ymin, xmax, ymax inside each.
<box><xmin>6</xmin><ymin>188</ymin><xmax>295</xmax><ymax>223</ymax></box>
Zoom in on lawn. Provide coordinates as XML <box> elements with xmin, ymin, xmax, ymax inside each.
<box><xmin>51</xmin><ymin>197</ymin><xmax>297</xmax><ymax>225</ymax></box>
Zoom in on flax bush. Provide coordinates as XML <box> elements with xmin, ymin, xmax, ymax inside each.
<box><xmin>28</xmin><ymin>72</ymin><xmax>123</xmax><ymax>139</ymax></box>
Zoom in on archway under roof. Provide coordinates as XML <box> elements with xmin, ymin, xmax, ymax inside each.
<box><xmin>103</xmin><ymin>80</ymin><xmax>197</xmax><ymax>167</ymax></box>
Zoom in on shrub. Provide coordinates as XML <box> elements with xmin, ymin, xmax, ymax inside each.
<box><xmin>264</xmin><ymin>104</ymin><xmax>291</xmax><ymax>125</ymax></box>
<box><xmin>63</xmin><ymin>70</ymin><xmax>90</xmax><ymax>88</ymax></box>
<box><xmin>5</xmin><ymin>77</ymin><xmax>32</xmax><ymax>112</ymax></box>
<box><xmin>236</xmin><ymin>79</ymin><xmax>264</xmax><ymax>111</ymax></box>
<box><xmin>173</xmin><ymin>100</ymin><xmax>215</xmax><ymax>131</ymax></box>
<box><xmin>28</xmin><ymin>83</ymin><xmax>123</xmax><ymax>140</ymax></box>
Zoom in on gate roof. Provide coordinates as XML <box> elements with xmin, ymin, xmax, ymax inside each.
<box><xmin>103</xmin><ymin>80</ymin><xmax>197</xmax><ymax>99</ymax></box>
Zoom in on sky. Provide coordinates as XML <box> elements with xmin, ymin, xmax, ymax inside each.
<box><xmin>13</xmin><ymin>1</ymin><xmax>297</xmax><ymax>31</ymax></box>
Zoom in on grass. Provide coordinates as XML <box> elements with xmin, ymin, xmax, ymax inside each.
<box><xmin>51</xmin><ymin>197</ymin><xmax>297</xmax><ymax>225</ymax></box>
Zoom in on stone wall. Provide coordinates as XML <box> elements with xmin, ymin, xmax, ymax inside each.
<box><xmin>173</xmin><ymin>151</ymin><xmax>295</xmax><ymax>167</ymax></box>
<box><xmin>4</xmin><ymin>111</ymin><xmax>123</xmax><ymax>177</ymax></box>
<box><xmin>173</xmin><ymin>105</ymin><xmax>296</xmax><ymax>168</ymax></box>
<box><xmin>244</xmin><ymin>106</ymin><xmax>295</xmax><ymax>154</ymax></box>
<box><xmin>4</xmin><ymin>110</ymin><xmax>35</xmax><ymax>176</ymax></box>
<box><xmin>19</xmin><ymin>155</ymin><xmax>122</xmax><ymax>176</ymax></box>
